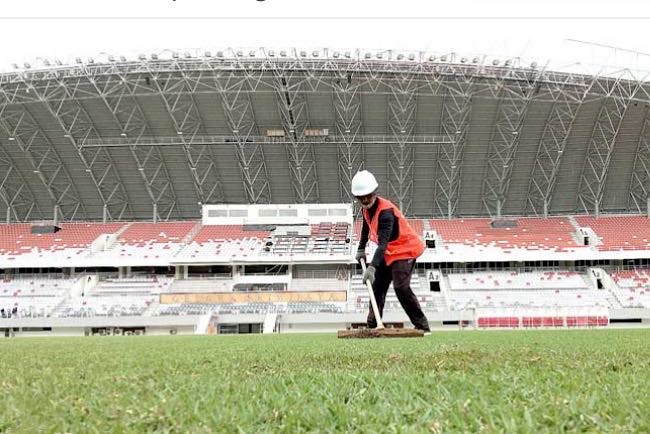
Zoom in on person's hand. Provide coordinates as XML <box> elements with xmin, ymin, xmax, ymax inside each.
<box><xmin>362</xmin><ymin>265</ymin><xmax>376</xmax><ymax>285</ymax></box>
<box><xmin>355</xmin><ymin>249</ymin><xmax>366</xmax><ymax>263</ymax></box>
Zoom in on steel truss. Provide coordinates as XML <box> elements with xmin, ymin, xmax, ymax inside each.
<box><xmin>89</xmin><ymin>71</ymin><xmax>180</xmax><ymax>221</ymax></box>
<box><xmin>212</xmin><ymin>64</ymin><xmax>272</xmax><ymax>203</ymax></box>
<box><xmin>481</xmin><ymin>70</ymin><xmax>541</xmax><ymax>217</ymax></box>
<box><xmin>386</xmin><ymin>73</ymin><xmax>418</xmax><ymax>215</ymax></box>
<box><xmin>0</xmin><ymin>144</ymin><xmax>39</xmax><ymax>222</ymax></box>
<box><xmin>430</xmin><ymin>67</ymin><xmax>475</xmax><ymax>218</ymax></box>
<box><xmin>85</xmin><ymin>134</ymin><xmax>448</xmax><ymax>148</ymax></box>
<box><xmin>0</xmin><ymin>104</ymin><xmax>84</xmax><ymax>221</ymax></box>
<box><xmin>24</xmin><ymin>76</ymin><xmax>134</xmax><ymax>221</ymax></box>
<box><xmin>2</xmin><ymin>56</ymin><xmax>621</xmax><ymax>103</ymax></box>
<box><xmin>2</xmin><ymin>55</ymin><xmax>650</xmax><ymax>219</ymax></box>
<box><xmin>272</xmin><ymin>65</ymin><xmax>320</xmax><ymax>203</ymax></box>
<box><xmin>146</xmin><ymin>63</ymin><xmax>226</xmax><ymax>207</ymax></box>
<box><xmin>628</xmin><ymin>106</ymin><xmax>650</xmax><ymax>215</ymax></box>
<box><xmin>525</xmin><ymin>76</ymin><xmax>592</xmax><ymax>217</ymax></box>
<box><xmin>332</xmin><ymin>69</ymin><xmax>365</xmax><ymax>203</ymax></box>
<box><xmin>577</xmin><ymin>74</ymin><xmax>644</xmax><ymax>216</ymax></box>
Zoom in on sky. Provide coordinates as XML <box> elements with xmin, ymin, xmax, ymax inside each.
<box><xmin>1</xmin><ymin>0</ymin><xmax>650</xmax><ymax>77</ymax></box>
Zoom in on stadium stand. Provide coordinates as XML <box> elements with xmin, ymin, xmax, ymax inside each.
<box><xmin>446</xmin><ymin>288</ymin><xmax>609</xmax><ymax>311</ymax></box>
<box><xmin>265</xmin><ymin>222</ymin><xmax>352</xmax><ymax>256</ymax></box>
<box><xmin>54</xmin><ymin>295</ymin><xmax>156</xmax><ymax>318</ymax></box>
<box><xmin>608</xmin><ymin>269</ymin><xmax>650</xmax><ymax>308</ymax></box>
<box><xmin>93</xmin><ymin>275</ymin><xmax>174</xmax><ymax>296</ymax></box>
<box><xmin>429</xmin><ymin>217</ymin><xmax>581</xmax><ymax>253</ymax></box>
<box><xmin>0</xmin><ymin>276</ymin><xmax>76</xmax><ymax>318</ymax></box>
<box><xmin>0</xmin><ymin>223</ymin><xmax>125</xmax><ymax>263</ymax></box>
<box><xmin>177</xmin><ymin>225</ymin><xmax>270</xmax><ymax>261</ymax></box>
<box><xmin>446</xmin><ymin>270</ymin><xmax>589</xmax><ymax>291</ymax></box>
<box><xmin>95</xmin><ymin>222</ymin><xmax>199</xmax><ymax>262</ymax></box>
<box><xmin>575</xmin><ymin>216</ymin><xmax>650</xmax><ymax>251</ymax></box>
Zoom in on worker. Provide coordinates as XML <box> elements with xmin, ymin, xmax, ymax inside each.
<box><xmin>352</xmin><ymin>170</ymin><xmax>430</xmax><ymax>333</ymax></box>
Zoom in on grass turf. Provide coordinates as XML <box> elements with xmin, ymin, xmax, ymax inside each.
<box><xmin>1</xmin><ymin>330</ymin><xmax>649</xmax><ymax>433</ymax></box>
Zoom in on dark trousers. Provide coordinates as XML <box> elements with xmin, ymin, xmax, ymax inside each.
<box><xmin>366</xmin><ymin>258</ymin><xmax>430</xmax><ymax>331</ymax></box>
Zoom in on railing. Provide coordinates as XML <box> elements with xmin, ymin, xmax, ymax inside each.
<box><xmin>1</xmin><ymin>273</ymin><xmax>69</xmax><ymax>281</ymax></box>
<box><xmin>292</xmin><ymin>270</ymin><xmax>346</xmax><ymax>279</ymax></box>
<box><xmin>184</xmin><ymin>273</ymin><xmax>233</xmax><ymax>280</ymax></box>
<box><xmin>420</xmin><ymin>265</ymin><xmax>588</xmax><ymax>275</ymax></box>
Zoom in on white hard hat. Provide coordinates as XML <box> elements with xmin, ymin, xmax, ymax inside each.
<box><xmin>351</xmin><ymin>170</ymin><xmax>379</xmax><ymax>196</ymax></box>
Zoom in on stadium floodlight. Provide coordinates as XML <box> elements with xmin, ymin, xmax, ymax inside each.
<box><xmin>249</xmin><ymin>50</ymin><xmax>255</xmax><ymax>57</ymax></box>
<box><xmin>23</xmin><ymin>62</ymin><xmax>31</xmax><ymax>69</ymax></box>
<box><xmin>216</xmin><ymin>51</ymin><xmax>223</xmax><ymax>58</ymax></box>
<box><xmin>120</xmin><ymin>132</ymin><xmax>127</xmax><ymax>137</ymax></box>
<box><xmin>530</xmin><ymin>62</ymin><xmax>538</xmax><ymax>69</ymax></box>
<box><xmin>11</xmin><ymin>63</ymin><xmax>18</xmax><ymax>69</ymax></box>
<box><xmin>75</xmin><ymin>58</ymin><xmax>82</xmax><ymax>64</ymax></box>
<box><xmin>107</xmin><ymin>55</ymin><xmax>115</xmax><ymax>62</ymax></box>
<box><xmin>505</xmin><ymin>59</ymin><xmax>512</xmax><ymax>67</ymax></box>
<box><xmin>8</xmin><ymin>137</ymin><xmax>15</xmax><ymax>141</ymax></box>
<box><xmin>364</xmin><ymin>52</ymin><xmax>371</xmax><ymax>59</ymax></box>
<box><xmin>236</xmin><ymin>51</ymin><xmax>243</xmax><ymax>57</ymax></box>
<box><xmin>428</xmin><ymin>55</ymin><xmax>436</xmax><ymax>62</ymax></box>
<box><xmin>397</xmin><ymin>54</ymin><xmax>404</xmax><ymax>60</ymax></box>
<box><xmin>312</xmin><ymin>50</ymin><xmax>319</xmax><ymax>57</ymax></box>
<box><xmin>492</xmin><ymin>59</ymin><xmax>500</xmax><ymax>66</ymax></box>
<box><xmin>87</xmin><ymin>58</ymin><xmax>94</xmax><ymax>64</ymax></box>
<box><xmin>344</xmin><ymin>51</ymin><xmax>351</xmax><ymax>59</ymax></box>
<box><xmin>460</xmin><ymin>57</ymin><xmax>468</xmax><ymax>63</ymax></box>
<box><xmin>151</xmin><ymin>53</ymin><xmax>158</xmax><ymax>60</ymax></box>
<box><xmin>177</xmin><ymin>131</ymin><xmax>183</xmax><ymax>135</ymax></box>
<box><xmin>268</xmin><ymin>50</ymin><xmax>275</xmax><ymax>57</ymax></box>
<box><xmin>300</xmin><ymin>51</ymin><xmax>307</xmax><ymax>57</ymax></box>
<box><xmin>280</xmin><ymin>50</ymin><xmax>287</xmax><ymax>57</ymax></box>
<box><xmin>333</xmin><ymin>51</ymin><xmax>340</xmax><ymax>58</ymax></box>
<box><xmin>43</xmin><ymin>59</ymin><xmax>51</xmax><ymax>66</ymax></box>
<box><xmin>33</xmin><ymin>170</ymin><xmax>40</xmax><ymax>174</ymax></box>
<box><xmin>440</xmin><ymin>55</ymin><xmax>448</xmax><ymax>62</ymax></box>
<box><xmin>408</xmin><ymin>53</ymin><xmax>415</xmax><ymax>61</ymax></box>
<box><xmin>172</xmin><ymin>52</ymin><xmax>180</xmax><ymax>59</ymax></box>
<box><xmin>138</xmin><ymin>167</ymin><xmax>144</xmax><ymax>171</ymax></box>
<box><xmin>55</xmin><ymin>59</ymin><xmax>62</xmax><ymax>66</ymax></box>
<box><xmin>184</xmin><ymin>52</ymin><xmax>191</xmax><ymax>58</ymax></box>
<box><xmin>119</xmin><ymin>56</ymin><xmax>127</xmax><ymax>62</ymax></box>
<box><xmin>138</xmin><ymin>54</ymin><xmax>146</xmax><ymax>61</ymax></box>
<box><xmin>472</xmin><ymin>57</ymin><xmax>480</xmax><ymax>63</ymax></box>
<box><xmin>63</xmin><ymin>134</ymin><xmax>71</xmax><ymax>138</ymax></box>
<box><xmin>204</xmin><ymin>51</ymin><xmax>212</xmax><ymax>57</ymax></box>
<box><xmin>376</xmin><ymin>53</ymin><xmax>383</xmax><ymax>59</ymax></box>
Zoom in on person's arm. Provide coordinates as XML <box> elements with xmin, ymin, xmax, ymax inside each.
<box><xmin>370</xmin><ymin>209</ymin><xmax>395</xmax><ymax>267</ymax></box>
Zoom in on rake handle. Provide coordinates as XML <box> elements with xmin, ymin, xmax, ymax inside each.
<box><xmin>360</xmin><ymin>258</ymin><xmax>385</xmax><ymax>329</ymax></box>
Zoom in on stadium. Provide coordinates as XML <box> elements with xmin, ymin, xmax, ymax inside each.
<box><xmin>1</xmin><ymin>48</ymin><xmax>650</xmax><ymax>335</ymax></box>
<box><xmin>2</xmin><ymin>46</ymin><xmax>650</xmax><ymax>432</ymax></box>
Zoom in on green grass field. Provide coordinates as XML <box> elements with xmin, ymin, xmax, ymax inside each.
<box><xmin>1</xmin><ymin>330</ymin><xmax>650</xmax><ymax>433</ymax></box>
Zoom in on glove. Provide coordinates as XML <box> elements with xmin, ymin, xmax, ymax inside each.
<box><xmin>363</xmin><ymin>265</ymin><xmax>376</xmax><ymax>285</ymax></box>
<box><xmin>355</xmin><ymin>248</ymin><xmax>366</xmax><ymax>263</ymax></box>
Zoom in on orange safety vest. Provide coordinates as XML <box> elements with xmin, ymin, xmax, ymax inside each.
<box><xmin>362</xmin><ymin>197</ymin><xmax>425</xmax><ymax>266</ymax></box>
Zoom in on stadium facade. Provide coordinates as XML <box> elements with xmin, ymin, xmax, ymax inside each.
<box><xmin>1</xmin><ymin>49</ymin><xmax>650</xmax><ymax>337</ymax></box>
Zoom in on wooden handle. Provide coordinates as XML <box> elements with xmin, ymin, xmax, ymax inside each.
<box><xmin>361</xmin><ymin>258</ymin><xmax>385</xmax><ymax>329</ymax></box>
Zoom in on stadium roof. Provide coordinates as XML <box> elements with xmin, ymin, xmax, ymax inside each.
<box><xmin>2</xmin><ymin>48</ymin><xmax>650</xmax><ymax>222</ymax></box>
